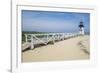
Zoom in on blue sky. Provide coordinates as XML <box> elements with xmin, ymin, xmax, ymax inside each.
<box><xmin>22</xmin><ymin>10</ymin><xmax>90</xmax><ymax>33</ymax></box>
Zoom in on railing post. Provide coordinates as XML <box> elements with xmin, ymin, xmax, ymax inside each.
<box><xmin>30</xmin><ymin>34</ymin><xmax>34</xmax><ymax>49</ymax></box>
<box><xmin>46</xmin><ymin>34</ymin><xmax>48</xmax><ymax>44</ymax></box>
<box><xmin>52</xmin><ymin>34</ymin><xmax>55</xmax><ymax>44</ymax></box>
<box><xmin>63</xmin><ymin>33</ymin><xmax>65</xmax><ymax>40</ymax></box>
<box><xmin>25</xmin><ymin>34</ymin><xmax>28</xmax><ymax>42</ymax></box>
<box><xmin>58</xmin><ymin>34</ymin><xmax>60</xmax><ymax>40</ymax></box>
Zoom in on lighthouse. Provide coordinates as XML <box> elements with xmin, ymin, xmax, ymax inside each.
<box><xmin>78</xmin><ymin>20</ymin><xmax>84</xmax><ymax>35</ymax></box>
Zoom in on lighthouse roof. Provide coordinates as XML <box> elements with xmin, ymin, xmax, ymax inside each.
<box><xmin>79</xmin><ymin>24</ymin><xmax>84</xmax><ymax>27</ymax></box>
<box><xmin>79</xmin><ymin>20</ymin><xmax>84</xmax><ymax>27</ymax></box>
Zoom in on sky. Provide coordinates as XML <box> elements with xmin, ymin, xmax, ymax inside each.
<box><xmin>22</xmin><ymin>10</ymin><xmax>90</xmax><ymax>33</ymax></box>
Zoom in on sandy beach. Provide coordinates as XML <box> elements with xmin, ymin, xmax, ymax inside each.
<box><xmin>22</xmin><ymin>35</ymin><xmax>90</xmax><ymax>62</ymax></box>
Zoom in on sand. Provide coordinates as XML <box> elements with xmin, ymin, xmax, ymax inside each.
<box><xmin>22</xmin><ymin>35</ymin><xmax>90</xmax><ymax>62</ymax></box>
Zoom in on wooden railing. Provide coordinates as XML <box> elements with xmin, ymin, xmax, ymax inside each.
<box><xmin>22</xmin><ymin>33</ymin><xmax>81</xmax><ymax>51</ymax></box>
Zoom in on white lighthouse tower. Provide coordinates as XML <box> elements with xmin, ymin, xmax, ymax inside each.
<box><xmin>78</xmin><ymin>20</ymin><xmax>84</xmax><ymax>35</ymax></box>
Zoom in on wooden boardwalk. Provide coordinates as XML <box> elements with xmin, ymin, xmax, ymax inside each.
<box><xmin>22</xmin><ymin>33</ymin><xmax>81</xmax><ymax>51</ymax></box>
<box><xmin>22</xmin><ymin>35</ymin><xmax>89</xmax><ymax>62</ymax></box>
